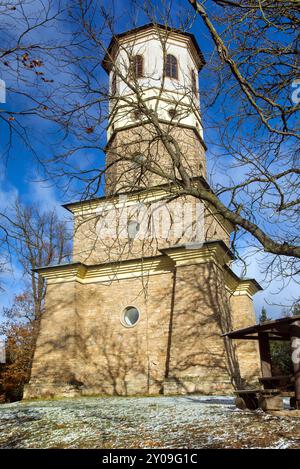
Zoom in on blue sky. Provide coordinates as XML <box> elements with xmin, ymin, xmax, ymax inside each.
<box><xmin>0</xmin><ymin>0</ymin><xmax>298</xmax><ymax>320</ymax></box>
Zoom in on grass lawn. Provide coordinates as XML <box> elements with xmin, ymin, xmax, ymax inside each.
<box><xmin>0</xmin><ymin>395</ymin><xmax>299</xmax><ymax>449</ymax></box>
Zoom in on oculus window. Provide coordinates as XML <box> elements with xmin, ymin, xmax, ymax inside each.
<box><xmin>127</xmin><ymin>220</ymin><xmax>140</xmax><ymax>239</ymax></box>
<box><xmin>122</xmin><ymin>306</ymin><xmax>140</xmax><ymax>327</ymax></box>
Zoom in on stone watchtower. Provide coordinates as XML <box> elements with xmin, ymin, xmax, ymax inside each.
<box><xmin>103</xmin><ymin>24</ymin><xmax>206</xmax><ymax>194</ymax></box>
<box><xmin>24</xmin><ymin>24</ymin><xmax>261</xmax><ymax>399</ymax></box>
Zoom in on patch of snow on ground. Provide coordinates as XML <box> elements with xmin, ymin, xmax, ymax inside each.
<box><xmin>0</xmin><ymin>395</ymin><xmax>299</xmax><ymax>449</ymax></box>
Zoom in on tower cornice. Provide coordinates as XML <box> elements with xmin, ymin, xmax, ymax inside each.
<box><xmin>102</xmin><ymin>23</ymin><xmax>205</xmax><ymax>74</ymax></box>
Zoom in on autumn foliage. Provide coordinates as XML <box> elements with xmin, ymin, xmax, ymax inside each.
<box><xmin>0</xmin><ymin>203</ymin><xmax>71</xmax><ymax>402</ymax></box>
<box><xmin>0</xmin><ymin>292</ymin><xmax>39</xmax><ymax>402</ymax></box>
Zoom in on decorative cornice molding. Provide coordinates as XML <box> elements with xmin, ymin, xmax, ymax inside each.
<box><xmin>34</xmin><ymin>263</ymin><xmax>87</xmax><ymax>284</ymax></box>
<box><xmin>36</xmin><ymin>255</ymin><xmax>174</xmax><ymax>285</ymax></box>
<box><xmin>35</xmin><ymin>240</ymin><xmax>236</xmax><ymax>285</ymax></box>
<box><xmin>64</xmin><ymin>185</ymin><xmax>176</xmax><ymax>215</ymax></box>
<box><xmin>63</xmin><ymin>181</ymin><xmax>234</xmax><ymax>236</ymax></box>
<box><xmin>233</xmin><ymin>280</ymin><xmax>263</xmax><ymax>298</ymax></box>
<box><xmin>63</xmin><ymin>178</ymin><xmax>234</xmax><ymax>240</ymax></box>
<box><xmin>102</xmin><ymin>23</ymin><xmax>205</xmax><ymax>74</ymax></box>
<box><xmin>161</xmin><ymin>240</ymin><xmax>234</xmax><ymax>267</ymax></box>
<box><xmin>224</xmin><ymin>265</ymin><xmax>262</xmax><ymax>298</ymax></box>
<box><xmin>36</xmin><ymin>241</ymin><xmax>261</xmax><ymax>295</ymax></box>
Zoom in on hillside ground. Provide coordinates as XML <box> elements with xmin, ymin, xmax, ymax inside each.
<box><xmin>0</xmin><ymin>395</ymin><xmax>299</xmax><ymax>449</ymax></box>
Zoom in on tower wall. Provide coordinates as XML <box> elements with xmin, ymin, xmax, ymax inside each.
<box><xmin>25</xmin><ymin>252</ymin><xmax>257</xmax><ymax>399</ymax></box>
<box><xmin>104</xmin><ymin>25</ymin><xmax>205</xmax><ymax>194</ymax></box>
<box><xmin>229</xmin><ymin>294</ymin><xmax>261</xmax><ymax>384</ymax></box>
<box><xmin>106</xmin><ymin>27</ymin><xmax>203</xmax><ymax>140</ymax></box>
<box><xmin>163</xmin><ymin>262</ymin><xmax>234</xmax><ymax>395</ymax></box>
<box><xmin>70</xmin><ymin>194</ymin><xmax>231</xmax><ymax>265</ymax></box>
<box><xmin>105</xmin><ymin>124</ymin><xmax>206</xmax><ymax>194</ymax></box>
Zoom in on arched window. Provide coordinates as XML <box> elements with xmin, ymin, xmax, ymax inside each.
<box><xmin>191</xmin><ymin>69</ymin><xmax>197</xmax><ymax>95</ymax></box>
<box><xmin>132</xmin><ymin>55</ymin><xmax>144</xmax><ymax>78</ymax></box>
<box><xmin>165</xmin><ymin>54</ymin><xmax>178</xmax><ymax>79</ymax></box>
<box><xmin>111</xmin><ymin>71</ymin><xmax>117</xmax><ymax>95</ymax></box>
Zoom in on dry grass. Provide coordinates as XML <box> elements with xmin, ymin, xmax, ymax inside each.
<box><xmin>0</xmin><ymin>395</ymin><xmax>299</xmax><ymax>449</ymax></box>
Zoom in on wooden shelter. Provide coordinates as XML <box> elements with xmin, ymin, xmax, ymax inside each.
<box><xmin>223</xmin><ymin>316</ymin><xmax>300</xmax><ymax>410</ymax></box>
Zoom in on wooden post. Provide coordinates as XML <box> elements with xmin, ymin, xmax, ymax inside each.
<box><xmin>290</xmin><ymin>320</ymin><xmax>300</xmax><ymax>410</ymax></box>
<box><xmin>258</xmin><ymin>332</ymin><xmax>272</xmax><ymax>382</ymax></box>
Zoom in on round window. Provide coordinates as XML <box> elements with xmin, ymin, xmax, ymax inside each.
<box><xmin>122</xmin><ymin>306</ymin><xmax>140</xmax><ymax>327</ymax></box>
<box><xmin>132</xmin><ymin>110</ymin><xmax>142</xmax><ymax>120</ymax></box>
<box><xmin>127</xmin><ymin>220</ymin><xmax>140</xmax><ymax>240</ymax></box>
<box><xmin>168</xmin><ymin>108</ymin><xmax>178</xmax><ymax>119</ymax></box>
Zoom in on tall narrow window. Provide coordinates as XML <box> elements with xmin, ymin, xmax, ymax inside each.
<box><xmin>132</xmin><ymin>55</ymin><xmax>143</xmax><ymax>79</ymax></box>
<box><xmin>111</xmin><ymin>71</ymin><xmax>117</xmax><ymax>95</ymax></box>
<box><xmin>191</xmin><ymin>69</ymin><xmax>197</xmax><ymax>95</ymax></box>
<box><xmin>165</xmin><ymin>54</ymin><xmax>178</xmax><ymax>79</ymax></box>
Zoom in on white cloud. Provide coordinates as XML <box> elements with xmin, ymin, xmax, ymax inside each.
<box><xmin>0</xmin><ymin>164</ymin><xmax>19</xmax><ymax>212</ymax></box>
<box><xmin>26</xmin><ymin>180</ymin><xmax>60</xmax><ymax>212</ymax></box>
<box><xmin>25</xmin><ymin>179</ymin><xmax>68</xmax><ymax>220</ymax></box>
<box><xmin>232</xmin><ymin>247</ymin><xmax>300</xmax><ymax>320</ymax></box>
<box><xmin>0</xmin><ymin>260</ymin><xmax>25</xmax><ymax>320</ymax></box>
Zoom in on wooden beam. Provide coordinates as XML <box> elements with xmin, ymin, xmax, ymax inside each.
<box><xmin>230</xmin><ymin>335</ymin><xmax>288</xmax><ymax>341</ymax></box>
<box><xmin>231</xmin><ymin>335</ymin><xmax>259</xmax><ymax>340</ymax></box>
<box><xmin>269</xmin><ymin>335</ymin><xmax>290</xmax><ymax>341</ymax></box>
<box><xmin>289</xmin><ymin>321</ymin><xmax>300</xmax><ymax>409</ymax></box>
<box><xmin>258</xmin><ymin>332</ymin><xmax>272</xmax><ymax>381</ymax></box>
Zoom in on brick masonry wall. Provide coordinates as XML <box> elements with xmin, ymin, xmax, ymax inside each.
<box><xmin>229</xmin><ymin>294</ymin><xmax>261</xmax><ymax>385</ymax></box>
<box><xmin>24</xmin><ymin>258</ymin><xmax>259</xmax><ymax>399</ymax></box>
<box><xmin>25</xmin><ymin>273</ymin><xmax>173</xmax><ymax>398</ymax></box>
<box><xmin>165</xmin><ymin>262</ymin><xmax>238</xmax><ymax>395</ymax></box>
<box><xmin>24</xmin><ymin>282</ymin><xmax>79</xmax><ymax>398</ymax></box>
<box><xmin>105</xmin><ymin>124</ymin><xmax>206</xmax><ymax>194</ymax></box>
<box><xmin>72</xmin><ymin>197</ymin><xmax>230</xmax><ymax>265</ymax></box>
